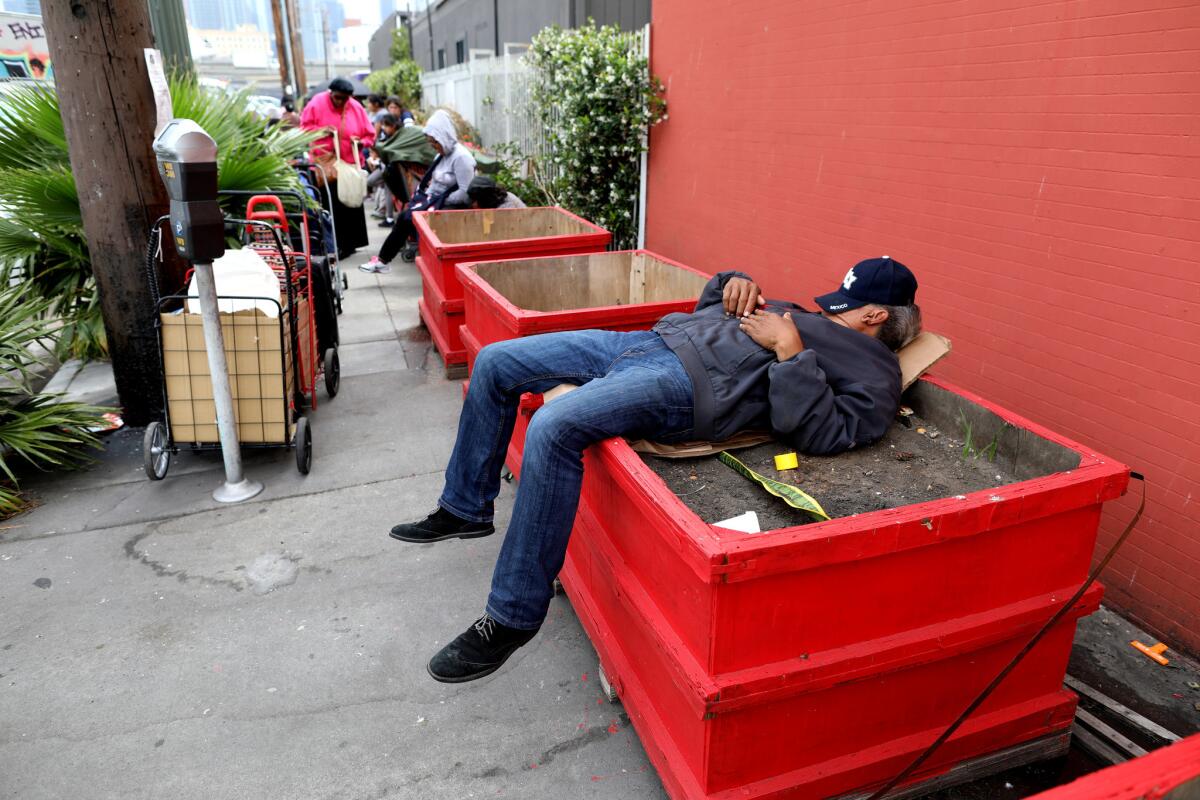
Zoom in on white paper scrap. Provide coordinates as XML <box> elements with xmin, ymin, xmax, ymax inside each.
<box><xmin>714</xmin><ymin>510</ymin><xmax>761</xmax><ymax>534</ymax></box>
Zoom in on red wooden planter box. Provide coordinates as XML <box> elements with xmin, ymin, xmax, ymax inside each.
<box><xmin>1026</xmin><ymin>733</ymin><xmax>1200</xmax><ymax>800</ymax></box>
<box><xmin>416</xmin><ymin>254</ymin><xmax>465</xmax><ymax>369</ymax></box>
<box><xmin>456</xmin><ymin>250</ymin><xmax>710</xmax><ymax>373</ymax></box>
<box><xmin>412</xmin><ymin>206</ymin><xmax>611</xmax><ymax>304</ymax></box>
<box><xmin>532</xmin><ymin>374</ymin><xmax>1128</xmax><ymax>799</ymax></box>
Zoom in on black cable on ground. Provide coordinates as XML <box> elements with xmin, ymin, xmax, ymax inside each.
<box><xmin>865</xmin><ymin>471</ymin><xmax>1147</xmax><ymax>800</ymax></box>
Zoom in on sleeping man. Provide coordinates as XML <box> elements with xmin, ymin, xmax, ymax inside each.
<box><xmin>390</xmin><ymin>256</ymin><xmax>921</xmax><ymax>682</ymax></box>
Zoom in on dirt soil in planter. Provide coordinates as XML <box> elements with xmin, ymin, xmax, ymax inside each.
<box><xmin>641</xmin><ymin>413</ymin><xmax>1031</xmax><ymax>532</ymax></box>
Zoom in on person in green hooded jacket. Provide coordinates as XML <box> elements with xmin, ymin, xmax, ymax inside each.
<box><xmin>372</xmin><ymin>113</ymin><xmax>437</xmax><ymax>213</ymax></box>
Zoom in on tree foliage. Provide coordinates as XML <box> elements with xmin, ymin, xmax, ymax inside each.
<box><xmin>526</xmin><ymin>22</ymin><xmax>666</xmax><ymax>248</ymax></box>
<box><xmin>366</xmin><ymin>28</ymin><xmax>422</xmax><ymax>109</ymax></box>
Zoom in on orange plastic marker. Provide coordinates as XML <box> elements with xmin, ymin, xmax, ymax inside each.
<box><xmin>1130</xmin><ymin>640</ymin><xmax>1169</xmax><ymax>666</ymax></box>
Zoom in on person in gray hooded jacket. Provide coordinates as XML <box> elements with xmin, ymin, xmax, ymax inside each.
<box><xmin>362</xmin><ymin>109</ymin><xmax>477</xmax><ymax>272</ymax></box>
<box><xmin>390</xmin><ymin>257</ymin><xmax>922</xmax><ymax>683</ymax></box>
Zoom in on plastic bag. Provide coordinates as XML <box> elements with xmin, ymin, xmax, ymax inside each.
<box><xmin>186</xmin><ymin>248</ymin><xmax>282</xmax><ymax>317</ymax></box>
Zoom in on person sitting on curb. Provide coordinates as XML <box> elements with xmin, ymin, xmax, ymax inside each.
<box><xmin>466</xmin><ymin>176</ymin><xmax>527</xmax><ymax>210</ymax></box>
<box><xmin>365</xmin><ymin>114</ymin><xmax>439</xmax><ymax>236</ymax></box>
<box><xmin>390</xmin><ymin>257</ymin><xmax>922</xmax><ymax>683</ymax></box>
<box><xmin>361</xmin><ymin>109</ymin><xmax>475</xmax><ymax>274</ymax></box>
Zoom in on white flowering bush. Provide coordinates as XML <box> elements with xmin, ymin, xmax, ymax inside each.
<box><xmin>527</xmin><ymin>22</ymin><xmax>666</xmax><ymax>248</ymax></box>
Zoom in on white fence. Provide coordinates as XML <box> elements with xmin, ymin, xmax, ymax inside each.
<box><xmin>419</xmin><ymin>26</ymin><xmax>651</xmax><ymax>246</ymax></box>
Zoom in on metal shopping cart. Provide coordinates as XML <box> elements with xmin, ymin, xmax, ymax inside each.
<box><xmin>142</xmin><ymin>211</ymin><xmax>334</xmax><ymax>480</ymax></box>
<box><xmin>238</xmin><ymin>192</ymin><xmax>340</xmax><ymax>407</ymax></box>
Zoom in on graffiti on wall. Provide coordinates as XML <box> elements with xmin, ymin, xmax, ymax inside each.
<box><xmin>0</xmin><ymin>14</ymin><xmax>52</xmax><ymax>80</ymax></box>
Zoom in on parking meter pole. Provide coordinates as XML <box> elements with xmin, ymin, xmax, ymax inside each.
<box><xmin>155</xmin><ymin>118</ymin><xmax>266</xmax><ymax>503</ymax></box>
<box><xmin>192</xmin><ymin>263</ymin><xmax>264</xmax><ymax>503</ymax></box>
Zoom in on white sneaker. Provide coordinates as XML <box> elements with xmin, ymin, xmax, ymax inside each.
<box><xmin>358</xmin><ymin>257</ymin><xmax>391</xmax><ymax>274</ymax></box>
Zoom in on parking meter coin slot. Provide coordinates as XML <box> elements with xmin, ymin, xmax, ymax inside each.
<box><xmin>169</xmin><ymin>200</ymin><xmax>225</xmax><ymax>262</ymax></box>
<box><xmin>157</xmin><ymin>160</ymin><xmax>218</xmax><ymax>204</ymax></box>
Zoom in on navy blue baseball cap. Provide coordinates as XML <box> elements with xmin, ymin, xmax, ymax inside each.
<box><xmin>813</xmin><ymin>256</ymin><xmax>918</xmax><ymax>313</ymax></box>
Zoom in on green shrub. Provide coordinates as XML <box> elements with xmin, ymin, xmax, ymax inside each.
<box><xmin>0</xmin><ymin>284</ymin><xmax>107</xmax><ymax>517</ymax></box>
<box><xmin>365</xmin><ymin>28</ymin><xmax>422</xmax><ymax>109</ymax></box>
<box><xmin>527</xmin><ymin>21</ymin><xmax>666</xmax><ymax>248</ymax></box>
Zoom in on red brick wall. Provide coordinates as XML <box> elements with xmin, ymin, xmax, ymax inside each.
<box><xmin>645</xmin><ymin>1</ymin><xmax>1200</xmax><ymax>654</ymax></box>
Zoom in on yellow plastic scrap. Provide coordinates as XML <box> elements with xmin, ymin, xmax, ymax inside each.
<box><xmin>774</xmin><ymin>452</ymin><xmax>799</xmax><ymax>470</ymax></box>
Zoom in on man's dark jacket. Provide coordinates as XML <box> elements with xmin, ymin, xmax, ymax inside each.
<box><xmin>653</xmin><ymin>271</ymin><xmax>901</xmax><ymax>456</ymax></box>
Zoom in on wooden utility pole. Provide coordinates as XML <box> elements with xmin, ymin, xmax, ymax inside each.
<box><xmin>270</xmin><ymin>0</ymin><xmax>292</xmax><ymax>95</ymax></box>
<box><xmin>286</xmin><ymin>0</ymin><xmax>308</xmax><ymax>97</ymax></box>
<box><xmin>40</xmin><ymin>0</ymin><xmax>176</xmax><ymax>424</ymax></box>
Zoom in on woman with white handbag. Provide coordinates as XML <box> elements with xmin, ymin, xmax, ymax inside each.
<box><xmin>300</xmin><ymin>77</ymin><xmax>375</xmax><ymax>260</ymax></box>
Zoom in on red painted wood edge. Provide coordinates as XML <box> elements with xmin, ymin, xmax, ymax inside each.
<box><xmin>707</xmin><ymin>696</ymin><xmax>1076</xmax><ymax>800</ymax></box>
<box><xmin>456</xmin><ymin>248</ymin><xmax>709</xmax><ymax>335</ymax></box>
<box><xmin>558</xmin><ymin>549</ymin><xmax>703</xmax><ymax>800</ymax></box>
<box><xmin>591</xmin><ymin>437</ymin><xmax>728</xmax><ymax>572</ymax></box>
<box><xmin>563</xmin><ymin>546</ymin><xmax>1079</xmax><ymax>800</ymax></box>
<box><xmin>417</xmin><ymin>298</ymin><xmax>465</xmax><ymax>363</ymax></box>
<box><xmin>708</xmin><ymin>583</ymin><xmax>1103</xmax><ymax>713</ymax></box>
<box><xmin>572</xmin><ymin>500</ymin><xmax>723</xmax><ymax>713</ymax></box>
<box><xmin>572</xmin><ymin>494</ymin><xmax>1103</xmax><ymax>718</ymax></box>
<box><xmin>414</xmin><ymin>206</ymin><xmax>612</xmax><ymax>258</ymax></box>
<box><xmin>1025</xmin><ymin>733</ymin><xmax>1200</xmax><ymax>800</ymax></box>
<box><xmin>415</xmin><ymin>255</ymin><xmax>465</xmax><ymax>314</ymax></box>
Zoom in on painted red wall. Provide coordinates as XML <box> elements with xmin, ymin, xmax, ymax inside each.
<box><xmin>646</xmin><ymin>1</ymin><xmax>1200</xmax><ymax>654</ymax></box>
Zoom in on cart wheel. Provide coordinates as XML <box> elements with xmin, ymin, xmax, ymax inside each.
<box><xmin>336</xmin><ymin>294</ymin><xmax>343</xmax><ymax>315</ymax></box>
<box><xmin>324</xmin><ymin>348</ymin><xmax>340</xmax><ymax>398</ymax></box>
<box><xmin>143</xmin><ymin>421</ymin><xmax>170</xmax><ymax>481</ymax></box>
<box><xmin>294</xmin><ymin>416</ymin><xmax>312</xmax><ymax>474</ymax></box>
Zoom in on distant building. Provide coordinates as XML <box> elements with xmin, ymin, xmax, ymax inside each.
<box><xmin>408</xmin><ymin>0</ymin><xmax>650</xmax><ymax>72</ymax></box>
<box><xmin>1</xmin><ymin>0</ymin><xmax>40</xmax><ymax>15</ymax></box>
<box><xmin>188</xmin><ymin>24</ymin><xmax>270</xmax><ymax>60</ymax></box>
<box><xmin>334</xmin><ymin>24</ymin><xmax>371</xmax><ymax>64</ymax></box>
<box><xmin>367</xmin><ymin>10</ymin><xmax>411</xmax><ymax>72</ymax></box>
<box><xmin>182</xmin><ymin>0</ymin><xmax>272</xmax><ymax>33</ymax></box>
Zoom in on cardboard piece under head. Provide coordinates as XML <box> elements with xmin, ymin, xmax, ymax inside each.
<box><xmin>153</xmin><ymin>119</ymin><xmax>225</xmax><ymax>262</ymax></box>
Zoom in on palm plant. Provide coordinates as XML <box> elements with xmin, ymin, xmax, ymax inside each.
<box><xmin>0</xmin><ymin>77</ymin><xmax>314</xmax><ymax>361</ymax></box>
<box><xmin>0</xmin><ymin>284</ymin><xmax>106</xmax><ymax>517</ymax></box>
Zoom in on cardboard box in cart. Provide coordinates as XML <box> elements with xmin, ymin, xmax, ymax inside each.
<box><xmin>160</xmin><ymin>303</ymin><xmax>311</xmax><ymax>443</ymax></box>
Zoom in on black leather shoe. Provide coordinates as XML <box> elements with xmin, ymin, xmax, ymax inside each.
<box><xmin>389</xmin><ymin>507</ymin><xmax>495</xmax><ymax>543</ymax></box>
<box><xmin>428</xmin><ymin>614</ymin><xmax>539</xmax><ymax>683</ymax></box>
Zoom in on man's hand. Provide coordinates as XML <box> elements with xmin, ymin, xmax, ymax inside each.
<box><xmin>722</xmin><ymin>277</ymin><xmax>766</xmax><ymax>317</ymax></box>
<box><xmin>740</xmin><ymin>310</ymin><xmax>804</xmax><ymax>361</ymax></box>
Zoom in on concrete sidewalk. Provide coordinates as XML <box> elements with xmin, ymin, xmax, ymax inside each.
<box><xmin>0</xmin><ymin>228</ymin><xmax>666</xmax><ymax>800</ymax></box>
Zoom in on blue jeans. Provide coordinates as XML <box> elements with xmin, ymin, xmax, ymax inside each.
<box><xmin>439</xmin><ymin>330</ymin><xmax>695</xmax><ymax>630</ymax></box>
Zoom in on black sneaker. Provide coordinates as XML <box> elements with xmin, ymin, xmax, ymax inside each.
<box><xmin>389</xmin><ymin>507</ymin><xmax>494</xmax><ymax>543</ymax></box>
<box><xmin>428</xmin><ymin>614</ymin><xmax>539</xmax><ymax>683</ymax></box>
<box><xmin>378</xmin><ymin>218</ymin><xmax>394</xmax><ymax>227</ymax></box>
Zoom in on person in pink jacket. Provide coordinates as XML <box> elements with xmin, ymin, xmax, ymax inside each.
<box><xmin>301</xmin><ymin>77</ymin><xmax>376</xmax><ymax>259</ymax></box>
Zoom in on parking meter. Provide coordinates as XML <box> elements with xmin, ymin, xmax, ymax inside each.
<box><xmin>152</xmin><ymin>119</ymin><xmax>226</xmax><ymax>262</ymax></box>
<box><xmin>152</xmin><ymin>118</ymin><xmax>262</xmax><ymax>504</ymax></box>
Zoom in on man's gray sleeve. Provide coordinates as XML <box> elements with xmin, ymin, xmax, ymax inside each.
<box><xmin>694</xmin><ymin>270</ymin><xmax>753</xmax><ymax>312</ymax></box>
<box><xmin>766</xmin><ymin>350</ymin><xmax>897</xmax><ymax>456</ymax></box>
